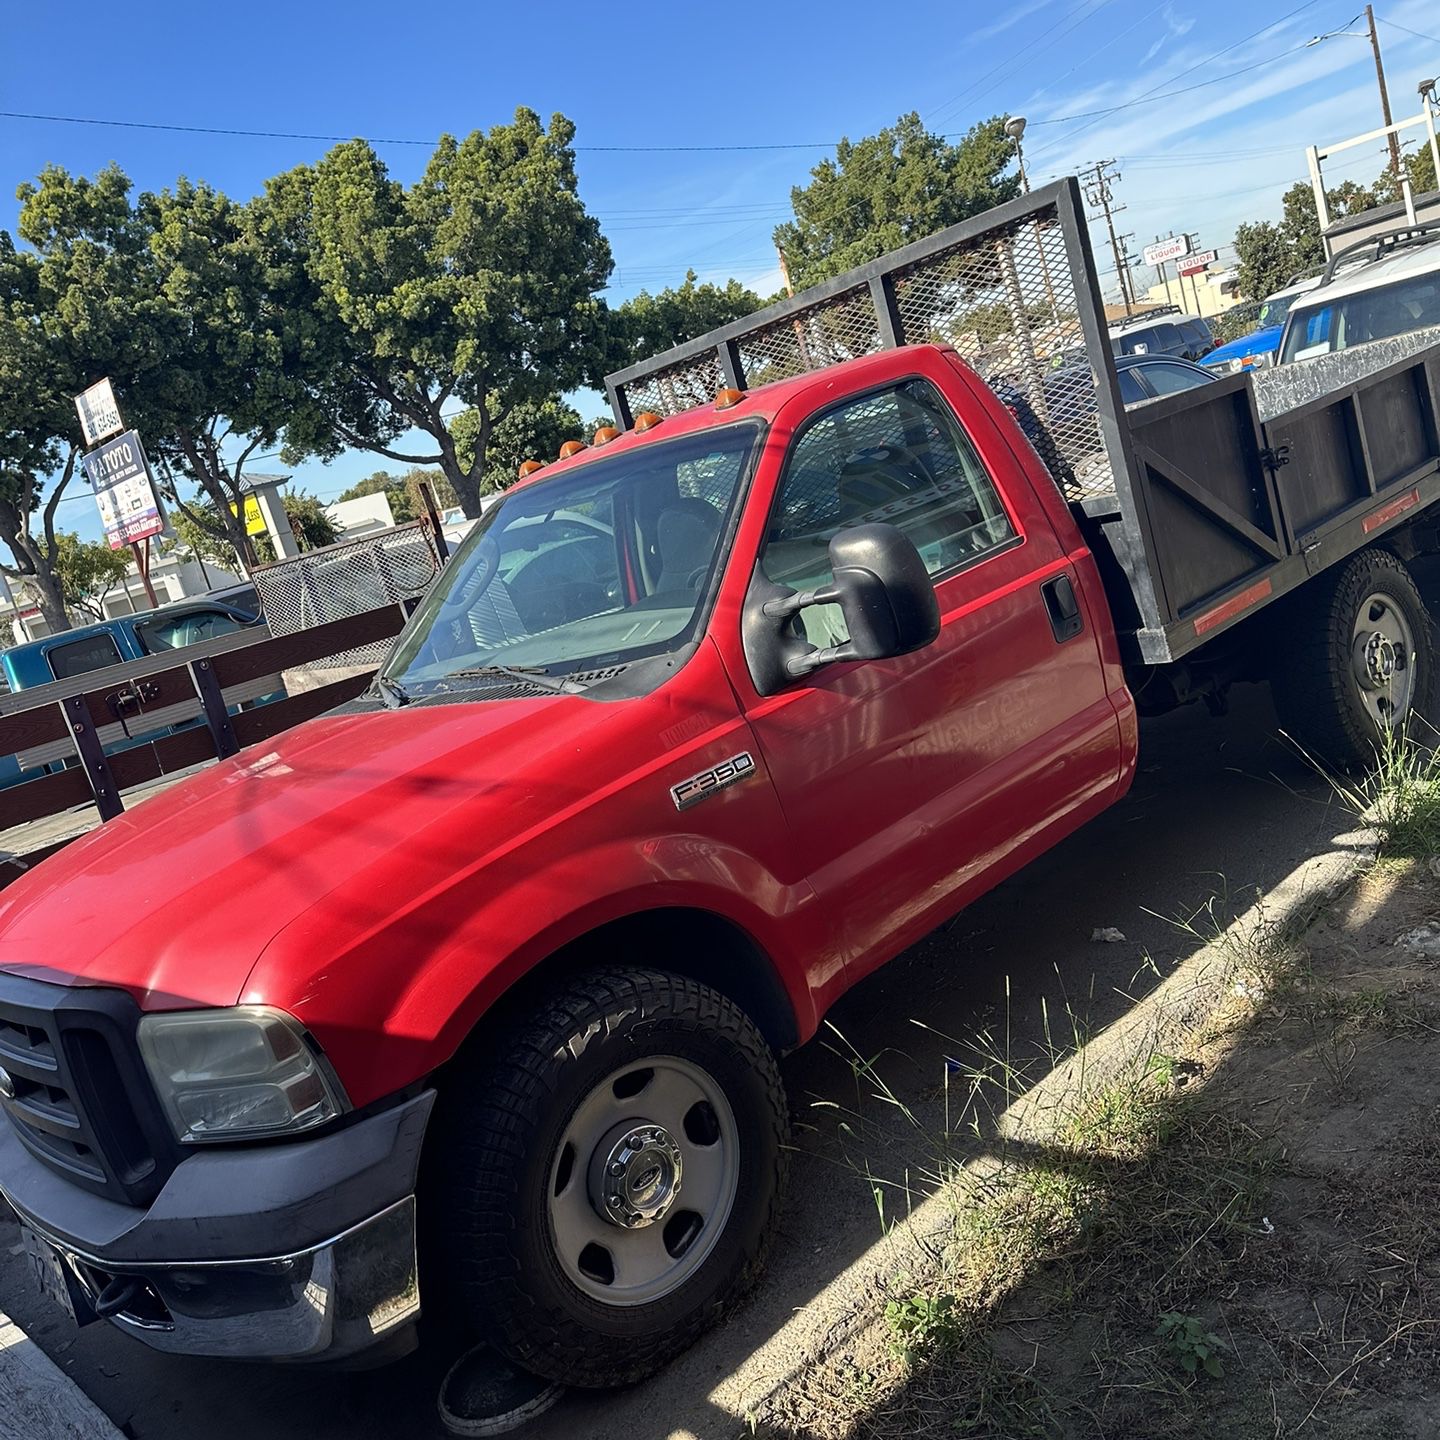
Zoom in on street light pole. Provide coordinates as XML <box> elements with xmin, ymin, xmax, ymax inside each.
<box><xmin>1365</xmin><ymin>5</ymin><xmax>1403</xmax><ymax>177</ymax></box>
<box><xmin>1005</xmin><ymin>115</ymin><xmax>1030</xmax><ymax>193</ymax></box>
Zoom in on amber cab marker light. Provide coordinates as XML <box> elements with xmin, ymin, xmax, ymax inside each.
<box><xmin>593</xmin><ymin>426</ymin><xmax>621</xmax><ymax>446</ymax></box>
<box><xmin>517</xmin><ymin>459</ymin><xmax>544</xmax><ymax>479</ymax></box>
<box><xmin>558</xmin><ymin>439</ymin><xmax>587</xmax><ymax>460</ymax></box>
<box><xmin>715</xmin><ymin>387</ymin><xmax>745</xmax><ymax>409</ymax></box>
<box><xmin>633</xmin><ymin>411</ymin><xmax>664</xmax><ymax>433</ymax></box>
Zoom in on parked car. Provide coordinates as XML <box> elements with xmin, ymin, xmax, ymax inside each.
<box><xmin>2</xmin><ymin>183</ymin><xmax>1439</xmax><ymax>1407</ymax></box>
<box><xmin>991</xmin><ymin>353</ymin><xmax>1216</xmax><ymax>464</ymax></box>
<box><xmin>1108</xmin><ymin>308</ymin><xmax>1215</xmax><ymax>362</ymax></box>
<box><xmin>1202</xmin><ymin>274</ymin><xmax>1322</xmax><ymax>375</ymax></box>
<box><xmin>1278</xmin><ymin>225</ymin><xmax>1440</xmax><ymax>365</ymax></box>
<box><xmin>1</xmin><ymin>598</ymin><xmax>263</xmax><ymax>691</ymax></box>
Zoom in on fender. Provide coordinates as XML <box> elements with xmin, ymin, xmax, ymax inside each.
<box><xmin>246</xmin><ymin>821</ymin><xmax>830</xmax><ymax>1109</ymax></box>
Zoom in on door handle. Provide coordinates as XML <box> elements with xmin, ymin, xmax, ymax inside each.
<box><xmin>1041</xmin><ymin>574</ymin><xmax>1084</xmax><ymax>643</ymax></box>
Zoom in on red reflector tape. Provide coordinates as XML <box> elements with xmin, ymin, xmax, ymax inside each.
<box><xmin>1362</xmin><ymin>487</ymin><xmax>1421</xmax><ymax>534</ymax></box>
<box><xmin>1193</xmin><ymin>578</ymin><xmax>1273</xmax><ymax>637</ymax></box>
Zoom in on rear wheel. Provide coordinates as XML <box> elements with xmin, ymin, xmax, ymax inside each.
<box><xmin>430</xmin><ymin>969</ymin><xmax>788</xmax><ymax>1388</ymax></box>
<box><xmin>1270</xmin><ymin>548</ymin><xmax>1436</xmax><ymax>770</ymax></box>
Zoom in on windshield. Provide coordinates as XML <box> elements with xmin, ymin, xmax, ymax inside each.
<box><xmin>1257</xmin><ymin>291</ymin><xmax>1302</xmax><ymax>328</ymax></box>
<box><xmin>1281</xmin><ymin>271</ymin><xmax>1440</xmax><ymax>362</ymax></box>
<box><xmin>381</xmin><ymin>420</ymin><xmax>763</xmax><ymax>698</ymax></box>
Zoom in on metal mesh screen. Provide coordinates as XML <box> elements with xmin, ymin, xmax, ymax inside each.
<box><xmin>611</xmin><ymin>197</ymin><xmax>1118</xmax><ymax>503</ymax></box>
<box><xmin>891</xmin><ymin>210</ymin><xmax>1109</xmax><ymax>499</ymax></box>
<box><xmin>737</xmin><ymin>284</ymin><xmax>883</xmax><ymax>389</ymax></box>
<box><xmin>621</xmin><ymin>351</ymin><xmax>726</xmax><ymax>421</ymax></box>
<box><xmin>252</xmin><ymin>522</ymin><xmax>441</xmax><ymax>670</ymax></box>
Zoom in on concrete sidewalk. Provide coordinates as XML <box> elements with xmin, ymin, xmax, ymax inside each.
<box><xmin>0</xmin><ymin>1312</ymin><xmax>124</xmax><ymax>1440</ymax></box>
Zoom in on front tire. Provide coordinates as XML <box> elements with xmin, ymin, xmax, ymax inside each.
<box><xmin>1270</xmin><ymin>547</ymin><xmax>1436</xmax><ymax>771</ymax></box>
<box><xmin>430</xmin><ymin>969</ymin><xmax>788</xmax><ymax>1388</ymax></box>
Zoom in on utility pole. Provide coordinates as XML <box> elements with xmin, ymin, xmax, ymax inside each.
<box><xmin>1083</xmin><ymin>160</ymin><xmax>1132</xmax><ymax>316</ymax></box>
<box><xmin>1365</xmin><ymin>4</ymin><xmax>1403</xmax><ymax>178</ymax></box>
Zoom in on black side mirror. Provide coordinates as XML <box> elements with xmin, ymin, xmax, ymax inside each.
<box><xmin>743</xmin><ymin>523</ymin><xmax>941</xmax><ymax>695</ymax></box>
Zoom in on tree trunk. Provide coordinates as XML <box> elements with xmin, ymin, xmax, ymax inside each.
<box><xmin>0</xmin><ymin>497</ymin><xmax>69</xmax><ymax>633</ymax></box>
<box><xmin>178</xmin><ymin>436</ymin><xmax>258</xmax><ymax>574</ymax></box>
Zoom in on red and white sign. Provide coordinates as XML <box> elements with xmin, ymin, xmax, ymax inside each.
<box><xmin>1142</xmin><ymin>235</ymin><xmax>1191</xmax><ymax>267</ymax></box>
<box><xmin>1177</xmin><ymin>248</ymin><xmax>1219</xmax><ymax>277</ymax></box>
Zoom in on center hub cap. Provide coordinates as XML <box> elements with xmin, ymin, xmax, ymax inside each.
<box><xmin>1355</xmin><ymin>631</ymin><xmax>1397</xmax><ymax>690</ymax></box>
<box><xmin>593</xmin><ymin>1123</ymin><xmax>683</xmax><ymax>1229</ymax></box>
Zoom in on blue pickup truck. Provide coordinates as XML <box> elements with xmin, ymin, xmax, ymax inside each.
<box><xmin>0</xmin><ymin>591</ymin><xmax>265</xmax><ymax>791</ymax></box>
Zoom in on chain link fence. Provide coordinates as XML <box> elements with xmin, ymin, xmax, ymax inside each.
<box><xmin>609</xmin><ymin>195</ymin><xmax>1120</xmax><ymax>502</ymax></box>
<box><xmin>252</xmin><ymin>521</ymin><xmax>442</xmax><ymax>670</ymax></box>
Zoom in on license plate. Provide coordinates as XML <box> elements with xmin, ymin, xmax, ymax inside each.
<box><xmin>20</xmin><ymin>1226</ymin><xmax>77</xmax><ymax>1324</ymax></box>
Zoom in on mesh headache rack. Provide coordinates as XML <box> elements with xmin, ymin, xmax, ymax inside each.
<box><xmin>605</xmin><ymin>177</ymin><xmax>1126</xmax><ymax>507</ymax></box>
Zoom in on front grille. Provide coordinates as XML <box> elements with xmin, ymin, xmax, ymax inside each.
<box><xmin>0</xmin><ymin>974</ymin><xmax>179</xmax><ymax>1206</ymax></box>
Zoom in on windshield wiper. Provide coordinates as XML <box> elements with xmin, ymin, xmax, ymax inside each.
<box><xmin>444</xmin><ymin>664</ymin><xmax>588</xmax><ymax>695</ymax></box>
<box><xmin>374</xmin><ymin>673</ymin><xmax>411</xmax><ymax>709</ymax></box>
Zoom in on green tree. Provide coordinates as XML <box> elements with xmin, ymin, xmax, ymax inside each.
<box><xmin>266</xmin><ymin>108</ymin><xmax>613</xmax><ymax>519</ymax></box>
<box><xmin>450</xmin><ymin>396</ymin><xmax>585</xmax><ymax>494</ymax></box>
<box><xmin>0</xmin><ymin>233</ymin><xmax>78</xmax><ymax>629</ymax></box>
<box><xmin>773</xmin><ymin>113</ymin><xmax>1020</xmax><ymax>289</ymax></box>
<box><xmin>47</xmin><ymin>531</ymin><xmax>130</xmax><ymax>619</ymax></box>
<box><xmin>1233</xmin><ymin>178</ymin><xmax>1384</xmax><ymax>300</ymax></box>
<box><xmin>610</xmin><ymin>270</ymin><xmax>765</xmax><ymax>370</ymax></box>
<box><xmin>13</xmin><ymin>166</ymin><xmax>322</xmax><ymax>579</ymax></box>
<box><xmin>282</xmin><ymin>492</ymin><xmax>340</xmax><ymax>552</ymax></box>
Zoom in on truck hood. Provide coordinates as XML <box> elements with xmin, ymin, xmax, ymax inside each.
<box><xmin>0</xmin><ymin>694</ymin><xmax>593</xmax><ymax>1008</ymax></box>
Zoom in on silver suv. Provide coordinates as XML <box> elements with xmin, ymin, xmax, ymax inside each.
<box><xmin>1278</xmin><ymin>225</ymin><xmax>1440</xmax><ymax>364</ymax></box>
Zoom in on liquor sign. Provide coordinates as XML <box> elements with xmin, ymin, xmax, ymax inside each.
<box><xmin>1142</xmin><ymin>235</ymin><xmax>1191</xmax><ymax>267</ymax></box>
<box><xmin>73</xmin><ymin>378</ymin><xmax>124</xmax><ymax>447</ymax></box>
<box><xmin>82</xmin><ymin>430</ymin><xmax>164</xmax><ymax>550</ymax></box>
<box><xmin>1177</xmin><ymin>248</ymin><xmax>1219</xmax><ymax>276</ymax></box>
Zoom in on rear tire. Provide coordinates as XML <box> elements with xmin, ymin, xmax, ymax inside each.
<box><xmin>1270</xmin><ymin>547</ymin><xmax>1436</xmax><ymax>771</ymax></box>
<box><xmin>429</xmin><ymin>969</ymin><xmax>788</xmax><ymax>1388</ymax></box>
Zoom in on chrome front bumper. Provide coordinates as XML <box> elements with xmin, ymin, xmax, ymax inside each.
<box><xmin>23</xmin><ymin>1196</ymin><xmax>420</xmax><ymax>1362</ymax></box>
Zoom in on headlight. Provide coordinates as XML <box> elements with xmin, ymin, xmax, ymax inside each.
<box><xmin>1208</xmin><ymin>357</ymin><xmax>1243</xmax><ymax>376</ymax></box>
<box><xmin>138</xmin><ymin>1007</ymin><xmax>348</xmax><ymax>1144</ymax></box>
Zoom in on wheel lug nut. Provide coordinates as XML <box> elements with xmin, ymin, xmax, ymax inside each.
<box><xmin>610</xmin><ymin>1162</ymin><xmax>625</xmax><ymax>1176</ymax></box>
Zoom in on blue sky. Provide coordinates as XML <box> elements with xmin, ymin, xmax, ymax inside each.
<box><xmin>4</xmin><ymin>0</ymin><xmax>1439</xmax><ymax>543</ymax></box>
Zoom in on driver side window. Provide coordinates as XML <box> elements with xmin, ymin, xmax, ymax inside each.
<box><xmin>761</xmin><ymin>379</ymin><xmax>1015</xmax><ymax>644</ymax></box>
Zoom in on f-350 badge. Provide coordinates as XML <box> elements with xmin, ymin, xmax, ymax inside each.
<box><xmin>670</xmin><ymin>752</ymin><xmax>757</xmax><ymax>811</ymax></box>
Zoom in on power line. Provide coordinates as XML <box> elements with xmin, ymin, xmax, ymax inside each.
<box><xmin>1026</xmin><ymin>0</ymin><xmax>1329</xmax><ymax>162</ymax></box>
<box><xmin>0</xmin><ymin>110</ymin><xmax>841</xmax><ymax>153</ymax></box>
<box><xmin>1376</xmin><ymin>16</ymin><xmax>1440</xmax><ymax>46</ymax></box>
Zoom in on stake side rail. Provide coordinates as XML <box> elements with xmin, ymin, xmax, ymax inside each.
<box><xmin>0</xmin><ymin>603</ymin><xmax>408</xmax><ymax>872</ymax></box>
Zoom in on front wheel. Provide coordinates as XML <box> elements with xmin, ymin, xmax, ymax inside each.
<box><xmin>1270</xmin><ymin>547</ymin><xmax>1436</xmax><ymax>770</ymax></box>
<box><xmin>430</xmin><ymin>970</ymin><xmax>789</xmax><ymax>1387</ymax></box>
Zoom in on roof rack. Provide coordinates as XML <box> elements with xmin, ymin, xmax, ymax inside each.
<box><xmin>1109</xmin><ymin>305</ymin><xmax>1184</xmax><ymax>329</ymax></box>
<box><xmin>1318</xmin><ymin>220</ymin><xmax>1440</xmax><ymax>286</ymax></box>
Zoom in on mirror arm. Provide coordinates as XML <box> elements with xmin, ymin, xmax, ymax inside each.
<box><xmin>761</xmin><ymin>584</ymin><xmax>841</xmax><ymax>621</ymax></box>
<box><xmin>784</xmin><ymin>641</ymin><xmax>853</xmax><ymax>678</ymax></box>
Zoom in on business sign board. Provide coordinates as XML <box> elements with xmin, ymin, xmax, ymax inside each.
<box><xmin>229</xmin><ymin>493</ymin><xmax>269</xmax><ymax>537</ymax></box>
<box><xmin>73</xmin><ymin>379</ymin><xmax>124</xmax><ymax>447</ymax></box>
<box><xmin>1142</xmin><ymin>236</ymin><xmax>1192</xmax><ymax>267</ymax></box>
<box><xmin>1177</xmin><ymin>248</ymin><xmax>1219</xmax><ymax>276</ymax></box>
<box><xmin>81</xmin><ymin>430</ymin><xmax>164</xmax><ymax>549</ymax></box>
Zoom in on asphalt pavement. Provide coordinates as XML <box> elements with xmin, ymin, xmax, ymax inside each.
<box><xmin>0</xmin><ymin>680</ymin><xmax>1364</xmax><ymax>1439</ymax></box>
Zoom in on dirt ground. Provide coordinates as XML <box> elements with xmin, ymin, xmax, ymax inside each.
<box><xmin>754</xmin><ymin>855</ymin><xmax>1440</xmax><ymax>1439</ymax></box>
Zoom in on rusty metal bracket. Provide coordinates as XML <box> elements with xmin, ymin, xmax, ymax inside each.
<box><xmin>61</xmin><ymin>695</ymin><xmax>123</xmax><ymax>821</ymax></box>
<box><xmin>187</xmin><ymin>658</ymin><xmax>239</xmax><ymax>760</ymax></box>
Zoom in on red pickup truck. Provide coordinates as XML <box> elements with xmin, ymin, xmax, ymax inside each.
<box><xmin>1</xmin><ymin>181</ymin><xmax>1437</xmax><ymax>1393</ymax></box>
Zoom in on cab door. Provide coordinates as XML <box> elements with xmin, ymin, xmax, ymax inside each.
<box><xmin>716</xmin><ymin>358</ymin><xmax>1126</xmax><ymax>980</ymax></box>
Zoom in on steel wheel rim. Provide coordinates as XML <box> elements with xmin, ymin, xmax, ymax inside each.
<box><xmin>1350</xmin><ymin>591</ymin><xmax>1417</xmax><ymax>734</ymax></box>
<box><xmin>547</xmin><ymin>1055</ymin><xmax>739</xmax><ymax>1307</ymax></box>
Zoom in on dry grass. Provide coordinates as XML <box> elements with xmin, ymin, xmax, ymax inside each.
<box><xmin>750</xmin><ymin>744</ymin><xmax>1440</xmax><ymax>1440</ymax></box>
